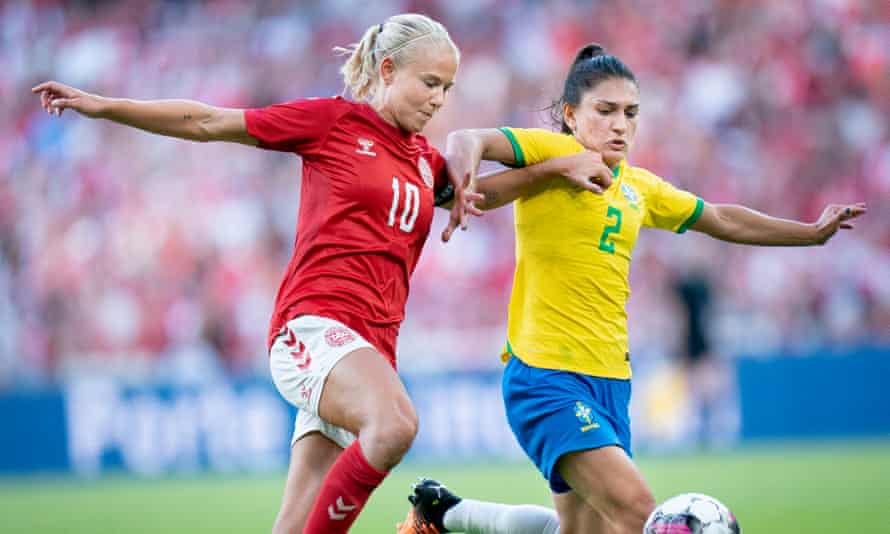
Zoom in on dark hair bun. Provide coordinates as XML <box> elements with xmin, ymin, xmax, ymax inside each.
<box><xmin>572</xmin><ymin>43</ymin><xmax>606</xmax><ymax>65</ymax></box>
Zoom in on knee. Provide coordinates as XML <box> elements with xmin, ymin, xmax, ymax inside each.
<box><xmin>363</xmin><ymin>403</ymin><xmax>418</xmax><ymax>468</ymax></box>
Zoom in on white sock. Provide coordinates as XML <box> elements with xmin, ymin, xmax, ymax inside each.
<box><xmin>443</xmin><ymin>498</ymin><xmax>560</xmax><ymax>534</ymax></box>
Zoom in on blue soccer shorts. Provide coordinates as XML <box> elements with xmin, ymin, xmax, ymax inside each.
<box><xmin>502</xmin><ymin>355</ymin><xmax>632</xmax><ymax>493</ymax></box>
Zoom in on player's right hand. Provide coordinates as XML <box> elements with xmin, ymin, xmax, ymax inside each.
<box><xmin>558</xmin><ymin>150</ymin><xmax>613</xmax><ymax>194</ymax></box>
<box><xmin>31</xmin><ymin>81</ymin><xmax>105</xmax><ymax>118</ymax></box>
<box><xmin>811</xmin><ymin>202</ymin><xmax>867</xmax><ymax>245</ymax></box>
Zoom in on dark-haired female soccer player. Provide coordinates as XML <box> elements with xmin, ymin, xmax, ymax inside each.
<box><xmin>399</xmin><ymin>43</ymin><xmax>865</xmax><ymax>534</ymax></box>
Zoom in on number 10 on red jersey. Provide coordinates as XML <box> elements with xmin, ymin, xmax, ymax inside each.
<box><xmin>388</xmin><ymin>177</ymin><xmax>420</xmax><ymax>232</ymax></box>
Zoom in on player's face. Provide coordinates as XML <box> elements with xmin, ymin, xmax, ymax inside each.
<box><xmin>380</xmin><ymin>43</ymin><xmax>458</xmax><ymax>133</ymax></box>
<box><xmin>565</xmin><ymin>77</ymin><xmax>640</xmax><ymax>169</ymax></box>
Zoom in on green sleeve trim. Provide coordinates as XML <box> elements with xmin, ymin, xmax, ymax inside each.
<box><xmin>505</xmin><ymin>339</ymin><xmax>515</xmax><ymax>356</ymax></box>
<box><xmin>677</xmin><ymin>197</ymin><xmax>704</xmax><ymax>234</ymax></box>
<box><xmin>498</xmin><ymin>127</ymin><xmax>526</xmax><ymax>167</ymax></box>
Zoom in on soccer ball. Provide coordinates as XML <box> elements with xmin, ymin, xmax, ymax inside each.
<box><xmin>644</xmin><ymin>493</ymin><xmax>740</xmax><ymax>534</ymax></box>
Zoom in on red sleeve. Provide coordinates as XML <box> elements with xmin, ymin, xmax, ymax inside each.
<box><xmin>429</xmin><ymin>148</ymin><xmax>455</xmax><ymax>207</ymax></box>
<box><xmin>244</xmin><ymin>97</ymin><xmax>349</xmax><ymax>154</ymax></box>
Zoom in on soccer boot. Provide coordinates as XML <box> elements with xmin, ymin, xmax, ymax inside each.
<box><xmin>408</xmin><ymin>478</ymin><xmax>462</xmax><ymax>533</ymax></box>
<box><xmin>396</xmin><ymin>508</ymin><xmax>440</xmax><ymax>534</ymax></box>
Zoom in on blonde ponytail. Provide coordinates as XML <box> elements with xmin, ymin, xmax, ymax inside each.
<box><xmin>335</xmin><ymin>13</ymin><xmax>459</xmax><ymax>101</ymax></box>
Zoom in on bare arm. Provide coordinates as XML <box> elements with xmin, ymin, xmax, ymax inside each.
<box><xmin>691</xmin><ymin>202</ymin><xmax>867</xmax><ymax>246</ymax></box>
<box><xmin>32</xmin><ymin>81</ymin><xmax>256</xmax><ymax>145</ymax></box>
<box><xmin>447</xmin><ymin>128</ymin><xmax>612</xmax><ymax>211</ymax></box>
<box><xmin>444</xmin><ymin>128</ymin><xmax>517</xmax><ymax>188</ymax></box>
<box><xmin>473</xmin><ymin>151</ymin><xmax>613</xmax><ymax>210</ymax></box>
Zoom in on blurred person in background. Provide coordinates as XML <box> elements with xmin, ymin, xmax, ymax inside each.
<box><xmin>32</xmin><ymin>12</ymin><xmax>481</xmax><ymax>534</ymax></box>
<box><xmin>671</xmin><ymin>264</ymin><xmax>740</xmax><ymax>450</ymax></box>
<box><xmin>399</xmin><ymin>43</ymin><xmax>867</xmax><ymax>534</ymax></box>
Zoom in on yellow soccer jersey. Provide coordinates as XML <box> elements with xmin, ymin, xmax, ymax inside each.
<box><xmin>499</xmin><ymin>127</ymin><xmax>704</xmax><ymax>379</ymax></box>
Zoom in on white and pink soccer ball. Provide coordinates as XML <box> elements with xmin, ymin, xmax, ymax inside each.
<box><xmin>644</xmin><ymin>493</ymin><xmax>740</xmax><ymax>534</ymax></box>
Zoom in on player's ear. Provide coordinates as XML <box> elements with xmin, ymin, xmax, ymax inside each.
<box><xmin>380</xmin><ymin>57</ymin><xmax>396</xmax><ymax>86</ymax></box>
<box><xmin>563</xmin><ymin>103</ymin><xmax>577</xmax><ymax>134</ymax></box>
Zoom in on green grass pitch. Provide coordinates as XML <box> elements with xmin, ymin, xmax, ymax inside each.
<box><xmin>1</xmin><ymin>441</ymin><xmax>887</xmax><ymax>533</ymax></box>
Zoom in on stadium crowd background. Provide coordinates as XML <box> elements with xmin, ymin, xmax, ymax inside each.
<box><xmin>1</xmin><ymin>0</ymin><xmax>888</xmax><ymax>388</ymax></box>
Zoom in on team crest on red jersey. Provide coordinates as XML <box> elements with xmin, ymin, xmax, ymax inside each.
<box><xmin>325</xmin><ymin>326</ymin><xmax>356</xmax><ymax>347</ymax></box>
<box><xmin>417</xmin><ymin>156</ymin><xmax>434</xmax><ymax>188</ymax></box>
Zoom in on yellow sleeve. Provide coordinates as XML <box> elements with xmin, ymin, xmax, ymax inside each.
<box><xmin>498</xmin><ymin>127</ymin><xmax>584</xmax><ymax>166</ymax></box>
<box><xmin>642</xmin><ymin>172</ymin><xmax>704</xmax><ymax>233</ymax></box>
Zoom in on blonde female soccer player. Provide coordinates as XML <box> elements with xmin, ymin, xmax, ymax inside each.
<box><xmin>400</xmin><ymin>43</ymin><xmax>865</xmax><ymax>534</ymax></box>
<box><xmin>33</xmin><ymin>13</ymin><xmax>489</xmax><ymax>534</ymax></box>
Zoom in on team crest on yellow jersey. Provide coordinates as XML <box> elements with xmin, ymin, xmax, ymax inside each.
<box><xmin>621</xmin><ymin>183</ymin><xmax>639</xmax><ymax>204</ymax></box>
<box><xmin>574</xmin><ymin>401</ymin><xmax>600</xmax><ymax>432</ymax></box>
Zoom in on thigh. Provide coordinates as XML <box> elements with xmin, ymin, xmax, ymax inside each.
<box><xmin>556</xmin><ymin>445</ymin><xmax>654</xmax><ymax>527</ymax></box>
<box><xmin>317</xmin><ymin>345</ymin><xmax>414</xmax><ymax>435</ymax></box>
<box><xmin>269</xmin><ymin>315</ymin><xmax>376</xmax><ymax>416</ymax></box>
<box><xmin>272</xmin><ymin>432</ymin><xmax>343</xmax><ymax>534</ymax></box>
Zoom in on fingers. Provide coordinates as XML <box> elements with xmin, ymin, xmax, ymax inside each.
<box><xmin>31</xmin><ymin>81</ymin><xmax>58</xmax><ymax>93</ymax></box>
<box><xmin>465</xmin><ymin>203</ymin><xmax>484</xmax><ymax>217</ymax></box>
<box><xmin>842</xmin><ymin>203</ymin><xmax>867</xmax><ymax>220</ymax></box>
<box><xmin>33</xmin><ymin>81</ymin><xmax>80</xmax><ymax>117</ymax></box>
<box><xmin>442</xmin><ymin>201</ymin><xmax>462</xmax><ymax>242</ymax></box>
<box><xmin>441</xmin><ymin>190</ymin><xmax>485</xmax><ymax>242</ymax></box>
<box><xmin>595</xmin><ymin>169</ymin><xmax>613</xmax><ymax>190</ymax></box>
<box><xmin>34</xmin><ymin>89</ymin><xmax>67</xmax><ymax>116</ymax></box>
<box><xmin>49</xmin><ymin>98</ymin><xmax>72</xmax><ymax>116</ymax></box>
<box><xmin>454</xmin><ymin>189</ymin><xmax>468</xmax><ymax>231</ymax></box>
<box><xmin>441</xmin><ymin>215</ymin><xmax>458</xmax><ymax>242</ymax></box>
<box><xmin>569</xmin><ymin>176</ymin><xmax>603</xmax><ymax>194</ymax></box>
<box><xmin>464</xmin><ymin>191</ymin><xmax>485</xmax><ymax>204</ymax></box>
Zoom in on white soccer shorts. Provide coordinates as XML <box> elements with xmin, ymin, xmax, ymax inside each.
<box><xmin>269</xmin><ymin>315</ymin><xmax>374</xmax><ymax>448</ymax></box>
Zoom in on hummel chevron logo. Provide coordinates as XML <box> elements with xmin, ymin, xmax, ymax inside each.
<box><xmin>356</xmin><ymin>138</ymin><xmax>376</xmax><ymax>156</ymax></box>
<box><xmin>283</xmin><ymin>329</ymin><xmax>311</xmax><ymax>370</ymax></box>
<box><xmin>289</xmin><ymin>341</ymin><xmax>311</xmax><ymax>371</ymax></box>
<box><xmin>283</xmin><ymin>329</ymin><xmax>297</xmax><ymax>347</ymax></box>
<box><xmin>328</xmin><ymin>496</ymin><xmax>357</xmax><ymax>520</ymax></box>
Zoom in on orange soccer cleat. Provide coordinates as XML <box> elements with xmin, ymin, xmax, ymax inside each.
<box><xmin>396</xmin><ymin>507</ymin><xmax>441</xmax><ymax>534</ymax></box>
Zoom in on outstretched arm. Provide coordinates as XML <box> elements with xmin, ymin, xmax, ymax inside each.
<box><xmin>32</xmin><ymin>81</ymin><xmax>256</xmax><ymax>145</ymax></box>
<box><xmin>691</xmin><ymin>202</ymin><xmax>867</xmax><ymax>246</ymax></box>
<box><xmin>473</xmin><ymin>151</ymin><xmax>613</xmax><ymax>210</ymax></box>
<box><xmin>446</xmin><ymin>128</ymin><xmax>613</xmax><ymax>211</ymax></box>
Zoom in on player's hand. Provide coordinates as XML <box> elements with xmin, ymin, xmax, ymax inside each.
<box><xmin>811</xmin><ymin>202</ymin><xmax>867</xmax><ymax>244</ymax></box>
<box><xmin>441</xmin><ymin>178</ymin><xmax>485</xmax><ymax>243</ymax></box>
<box><xmin>31</xmin><ymin>81</ymin><xmax>106</xmax><ymax>118</ymax></box>
<box><xmin>557</xmin><ymin>150</ymin><xmax>613</xmax><ymax>194</ymax></box>
<box><xmin>441</xmin><ymin>153</ymin><xmax>484</xmax><ymax>242</ymax></box>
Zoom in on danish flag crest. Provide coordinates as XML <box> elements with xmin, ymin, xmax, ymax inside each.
<box><xmin>325</xmin><ymin>326</ymin><xmax>356</xmax><ymax>347</ymax></box>
<box><xmin>417</xmin><ymin>156</ymin><xmax>434</xmax><ymax>188</ymax></box>
<box><xmin>283</xmin><ymin>329</ymin><xmax>312</xmax><ymax>370</ymax></box>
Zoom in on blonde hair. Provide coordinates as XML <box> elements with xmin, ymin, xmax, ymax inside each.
<box><xmin>335</xmin><ymin>13</ymin><xmax>459</xmax><ymax>101</ymax></box>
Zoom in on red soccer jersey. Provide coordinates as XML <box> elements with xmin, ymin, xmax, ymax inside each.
<box><xmin>245</xmin><ymin>97</ymin><xmax>453</xmax><ymax>367</ymax></box>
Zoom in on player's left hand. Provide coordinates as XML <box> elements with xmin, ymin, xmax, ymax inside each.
<box><xmin>812</xmin><ymin>202</ymin><xmax>867</xmax><ymax>244</ymax></box>
<box><xmin>441</xmin><ymin>176</ymin><xmax>484</xmax><ymax>242</ymax></box>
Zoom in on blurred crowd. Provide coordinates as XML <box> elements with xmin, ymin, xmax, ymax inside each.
<box><xmin>1</xmin><ymin>0</ymin><xmax>888</xmax><ymax>387</ymax></box>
